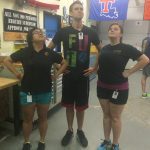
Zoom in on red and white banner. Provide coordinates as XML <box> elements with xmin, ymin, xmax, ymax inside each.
<box><xmin>144</xmin><ymin>0</ymin><xmax>150</xmax><ymax>20</ymax></box>
<box><xmin>27</xmin><ymin>0</ymin><xmax>59</xmax><ymax>10</ymax></box>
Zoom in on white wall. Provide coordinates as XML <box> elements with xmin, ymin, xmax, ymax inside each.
<box><xmin>127</xmin><ymin>0</ymin><xmax>145</xmax><ymax>20</ymax></box>
<box><xmin>123</xmin><ymin>20</ymin><xmax>149</xmax><ymax>47</ymax></box>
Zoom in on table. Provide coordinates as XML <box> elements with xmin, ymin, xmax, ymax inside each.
<box><xmin>0</xmin><ymin>77</ymin><xmax>20</xmax><ymax>135</ymax></box>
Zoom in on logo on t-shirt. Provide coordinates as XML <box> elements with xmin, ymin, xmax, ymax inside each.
<box><xmin>67</xmin><ymin>33</ymin><xmax>89</xmax><ymax>67</ymax></box>
<box><xmin>113</xmin><ymin>49</ymin><xmax>122</xmax><ymax>54</ymax></box>
<box><xmin>44</xmin><ymin>52</ymin><xmax>49</xmax><ymax>56</ymax></box>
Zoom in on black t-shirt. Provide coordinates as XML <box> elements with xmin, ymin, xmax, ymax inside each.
<box><xmin>98</xmin><ymin>43</ymin><xmax>142</xmax><ymax>84</ymax></box>
<box><xmin>11</xmin><ymin>47</ymin><xmax>63</xmax><ymax>94</ymax></box>
<box><xmin>52</xmin><ymin>25</ymin><xmax>100</xmax><ymax>78</ymax></box>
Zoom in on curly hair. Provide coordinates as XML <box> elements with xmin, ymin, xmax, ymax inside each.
<box><xmin>26</xmin><ymin>27</ymin><xmax>46</xmax><ymax>49</ymax></box>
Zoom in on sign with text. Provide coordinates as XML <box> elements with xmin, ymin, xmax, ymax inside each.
<box><xmin>89</xmin><ymin>0</ymin><xmax>129</xmax><ymax>21</ymax></box>
<box><xmin>144</xmin><ymin>0</ymin><xmax>150</xmax><ymax>20</ymax></box>
<box><xmin>4</xmin><ymin>9</ymin><xmax>37</xmax><ymax>33</ymax></box>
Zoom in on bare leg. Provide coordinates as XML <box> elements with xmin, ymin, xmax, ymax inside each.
<box><xmin>22</xmin><ymin>104</ymin><xmax>36</xmax><ymax>142</ymax></box>
<box><xmin>66</xmin><ymin>108</ymin><xmax>74</xmax><ymax>131</ymax></box>
<box><xmin>99</xmin><ymin>99</ymin><xmax>111</xmax><ymax>141</ymax></box>
<box><xmin>141</xmin><ymin>75</ymin><xmax>147</xmax><ymax>93</ymax></box>
<box><xmin>76</xmin><ymin>110</ymin><xmax>84</xmax><ymax>130</ymax></box>
<box><xmin>110</xmin><ymin>103</ymin><xmax>125</xmax><ymax>144</ymax></box>
<box><xmin>37</xmin><ymin>104</ymin><xmax>49</xmax><ymax>142</ymax></box>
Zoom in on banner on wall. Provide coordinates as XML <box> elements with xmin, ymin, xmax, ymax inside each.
<box><xmin>28</xmin><ymin>0</ymin><xmax>59</xmax><ymax>9</ymax></box>
<box><xmin>4</xmin><ymin>9</ymin><xmax>37</xmax><ymax>33</ymax></box>
<box><xmin>89</xmin><ymin>0</ymin><xmax>129</xmax><ymax>21</ymax></box>
<box><xmin>144</xmin><ymin>0</ymin><xmax>150</xmax><ymax>20</ymax></box>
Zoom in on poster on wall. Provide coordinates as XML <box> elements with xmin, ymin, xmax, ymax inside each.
<box><xmin>89</xmin><ymin>0</ymin><xmax>129</xmax><ymax>21</ymax></box>
<box><xmin>4</xmin><ymin>9</ymin><xmax>37</xmax><ymax>33</ymax></box>
<box><xmin>144</xmin><ymin>0</ymin><xmax>150</xmax><ymax>20</ymax></box>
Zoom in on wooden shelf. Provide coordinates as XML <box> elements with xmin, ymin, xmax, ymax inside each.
<box><xmin>0</xmin><ymin>77</ymin><xmax>19</xmax><ymax>90</ymax></box>
<box><xmin>14</xmin><ymin>42</ymin><xmax>27</xmax><ymax>45</ymax></box>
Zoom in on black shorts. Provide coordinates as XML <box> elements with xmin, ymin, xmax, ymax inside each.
<box><xmin>143</xmin><ymin>64</ymin><xmax>150</xmax><ymax>77</ymax></box>
<box><xmin>97</xmin><ymin>86</ymin><xmax>128</xmax><ymax>105</ymax></box>
<box><xmin>61</xmin><ymin>74</ymin><xmax>89</xmax><ymax>111</ymax></box>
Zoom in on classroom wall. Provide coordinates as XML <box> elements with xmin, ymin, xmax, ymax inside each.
<box><xmin>0</xmin><ymin>0</ymin><xmax>88</xmax><ymax>55</ymax></box>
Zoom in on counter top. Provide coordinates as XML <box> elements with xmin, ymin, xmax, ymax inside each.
<box><xmin>0</xmin><ymin>77</ymin><xmax>19</xmax><ymax>90</ymax></box>
<box><xmin>13</xmin><ymin>63</ymin><xmax>22</xmax><ymax>67</ymax></box>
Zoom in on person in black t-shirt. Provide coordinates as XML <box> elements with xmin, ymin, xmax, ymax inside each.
<box><xmin>97</xmin><ymin>23</ymin><xmax>149</xmax><ymax>150</ymax></box>
<box><xmin>141</xmin><ymin>37</ymin><xmax>150</xmax><ymax>98</ymax></box>
<box><xmin>48</xmin><ymin>1</ymin><xmax>101</xmax><ymax>148</ymax></box>
<box><xmin>3</xmin><ymin>28</ymin><xmax>67</xmax><ymax>150</ymax></box>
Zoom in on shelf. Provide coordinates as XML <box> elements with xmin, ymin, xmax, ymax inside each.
<box><xmin>14</xmin><ymin>42</ymin><xmax>27</xmax><ymax>45</ymax></box>
<box><xmin>14</xmin><ymin>40</ymin><xmax>27</xmax><ymax>45</ymax></box>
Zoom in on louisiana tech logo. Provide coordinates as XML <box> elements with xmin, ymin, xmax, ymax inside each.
<box><xmin>99</xmin><ymin>0</ymin><xmax>118</xmax><ymax>19</ymax></box>
<box><xmin>89</xmin><ymin>0</ymin><xmax>129</xmax><ymax>21</ymax></box>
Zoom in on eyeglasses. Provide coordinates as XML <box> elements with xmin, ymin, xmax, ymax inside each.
<box><xmin>32</xmin><ymin>30</ymin><xmax>43</xmax><ymax>35</ymax></box>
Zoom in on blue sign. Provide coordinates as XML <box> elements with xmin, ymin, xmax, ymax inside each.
<box><xmin>89</xmin><ymin>0</ymin><xmax>129</xmax><ymax>21</ymax></box>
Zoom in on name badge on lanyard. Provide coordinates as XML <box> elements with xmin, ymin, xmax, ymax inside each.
<box><xmin>27</xmin><ymin>92</ymin><xmax>32</xmax><ymax>103</ymax></box>
<box><xmin>78</xmin><ymin>32</ymin><xmax>83</xmax><ymax>40</ymax></box>
<box><xmin>112</xmin><ymin>90</ymin><xmax>119</xmax><ymax>99</ymax></box>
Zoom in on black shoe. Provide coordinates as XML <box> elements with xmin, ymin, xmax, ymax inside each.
<box><xmin>61</xmin><ymin>130</ymin><xmax>73</xmax><ymax>146</ymax></box>
<box><xmin>22</xmin><ymin>143</ymin><xmax>31</xmax><ymax>150</ymax></box>
<box><xmin>76</xmin><ymin>129</ymin><xmax>88</xmax><ymax>147</ymax></box>
<box><xmin>37</xmin><ymin>142</ymin><xmax>45</xmax><ymax>150</ymax></box>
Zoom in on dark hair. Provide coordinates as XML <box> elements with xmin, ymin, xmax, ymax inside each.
<box><xmin>26</xmin><ymin>27</ymin><xmax>46</xmax><ymax>49</ymax></box>
<box><xmin>142</xmin><ymin>37</ymin><xmax>150</xmax><ymax>55</ymax></box>
<box><xmin>108</xmin><ymin>22</ymin><xmax>123</xmax><ymax>34</ymax></box>
<box><xmin>108</xmin><ymin>22</ymin><xmax>123</xmax><ymax>42</ymax></box>
<box><xmin>26</xmin><ymin>27</ymin><xmax>36</xmax><ymax>48</ymax></box>
<box><xmin>69</xmin><ymin>0</ymin><xmax>83</xmax><ymax>12</ymax></box>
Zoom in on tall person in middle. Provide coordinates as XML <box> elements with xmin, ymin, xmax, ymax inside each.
<box><xmin>48</xmin><ymin>1</ymin><xmax>101</xmax><ymax>148</ymax></box>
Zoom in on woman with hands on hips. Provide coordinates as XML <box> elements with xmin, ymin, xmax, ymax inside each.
<box><xmin>97</xmin><ymin>23</ymin><xmax>149</xmax><ymax>150</ymax></box>
<box><xmin>3</xmin><ymin>27</ymin><xmax>67</xmax><ymax>150</ymax></box>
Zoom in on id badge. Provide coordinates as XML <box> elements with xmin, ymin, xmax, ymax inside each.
<box><xmin>112</xmin><ymin>90</ymin><xmax>119</xmax><ymax>99</ymax></box>
<box><xmin>27</xmin><ymin>93</ymin><xmax>32</xmax><ymax>103</ymax></box>
<box><xmin>78</xmin><ymin>32</ymin><xmax>83</xmax><ymax>40</ymax></box>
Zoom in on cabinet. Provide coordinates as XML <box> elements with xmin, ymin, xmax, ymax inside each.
<box><xmin>0</xmin><ymin>78</ymin><xmax>20</xmax><ymax>135</ymax></box>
